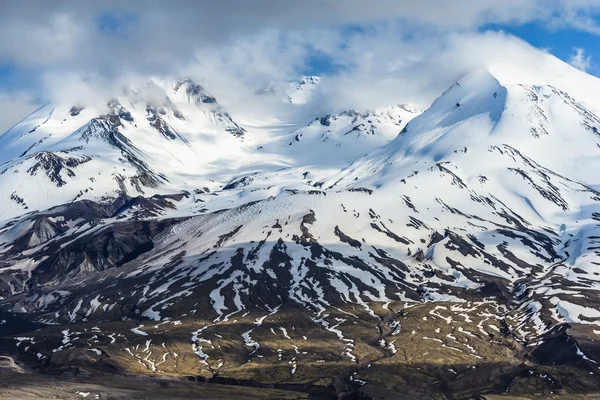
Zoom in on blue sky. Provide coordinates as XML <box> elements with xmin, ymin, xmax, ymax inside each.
<box><xmin>491</xmin><ymin>23</ymin><xmax>598</xmax><ymax>76</ymax></box>
<box><xmin>0</xmin><ymin>62</ymin><xmax>34</xmax><ymax>93</ymax></box>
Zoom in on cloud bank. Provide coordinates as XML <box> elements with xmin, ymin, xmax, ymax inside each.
<box><xmin>2</xmin><ymin>0</ymin><xmax>600</xmax><ymax>131</ymax></box>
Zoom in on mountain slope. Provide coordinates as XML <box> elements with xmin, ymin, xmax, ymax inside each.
<box><xmin>3</xmin><ymin>64</ymin><xmax>600</xmax><ymax>398</ymax></box>
<box><xmin>0</xmin><ymin>79</ymin><xmax>250</xmax><ymax>221</ymax></box>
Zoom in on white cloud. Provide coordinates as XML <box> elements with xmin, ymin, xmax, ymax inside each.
<box><xmin>1</xmin><ymin>1</ymin><xmax>600</xmax><ymax>73</ymax></box>
<box><xmin>569</xmin><ymin>47</ymin><xmax>592</xmax><ymax>71</ymax></box>
<box><xmin>1</xmin><ymin>1</ymin><xmax>600</xmax><ymax>131</ymax></box>
<box><xmin>0</xmin><ymin>92</ymin><xmax>39</xmax><ymax>135</ymax></box>
<box><xmin>0</xmin><ymin>28</ymin><xmax>592</xmax><ymax>132</ymax></box>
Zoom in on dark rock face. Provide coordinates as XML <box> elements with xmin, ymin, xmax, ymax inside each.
<box><xmin>217</xmin><ymin>111</ymin><xmax>246</xmax><ymax>137</ymax></box>
<box><xmin>225</xmin><ymin>125</ymin><xmax>246</xmax><ymax>137</ymax></box>
<box><xmin>223</xmin><ymin>175</ymin><xmax>254</xmax><ymax>190</ymax></box>
<box><xmin>319</xmin><ymin>115</ymin><xmax>331</xmax><ymax>126</ymax></box>
<box><xmin>29</xmin><ymin>218</ymin><xmax>177</xmax><ymax>286</ymax></box>
<box><xmin>146</xmin><ymin>105</ymin><xmax>178</xmax><ymax>140</ymax></box>
<box><xmin>174</xmin><ymin>79</ymin><xmax>217</xmax><ymax>104</ymax></box>
<box><xmin>69</xmin><ymin>106</ymin><xmax>84</xmax><ymax>116</ymax></box>
<box><xmin>26</xmin><ymin>152</ymin><xmax>92</xmax><ymax>187</ymax></box>
<box><xmin>334</xmin><ymin>226</ymin><xmax>362</xmax><ymax>249</ymax></box>
<box><xmin>9</xmin><ymin>192</ymin><xmax>28</xmax><ymax>209</ymax></box>
<box><xmin>106</xmin><ymin>99</ymin><xmax>134</xmax><ymax>124</ymax></box>
<box><xmin>172</xmin><ymin>79</ymin><xmax>245</xmax><ymax>137</ymax></box>
<box><xmin>173</xmin><ymin>109</ymin><xmax>185</xmax><ymax>120</ymax></box>
<box><xmin>530</xmin><ymin>325</ymin><xmax>583</xmax><ymax>366</ymax></box>
<box><xmin>187</xmin><ymin>83</ymin><xmax>217</xmax><ymax>103</ymax></box>
<box><xmin>0</xmin><ymin>194</ymin><xmax>188</xmax><ymax>304</ymax></box>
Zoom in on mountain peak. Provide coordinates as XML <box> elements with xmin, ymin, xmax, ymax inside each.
<box><xmin>173</xmin><ymin>78</ymin><xmax>217</xmax><ymax>104</ymax></box>
<box><xmin>299</xmin><ymin>75</ymin><xmax>320</xmax><ymax>85</ymax></box>
<box><xmin>259</xmin><ymin>75</ymin><xmax>321</xmax><ymax>104</ymax></box>
<box><xmin>324</xmin><ymin>66</ymin><xmax>600</xmax><ymax>193</ymax></box>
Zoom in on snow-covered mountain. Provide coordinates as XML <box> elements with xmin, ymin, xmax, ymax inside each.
<box><xmin>285</xmin><ymin>104</ymin><xmax>421</xmax><ymax>165</ymax></box>
<box><xmin>0</xmin><ymin>79</ymin><xmax>252</xmax><ymax>221</ymax></box>
<box><xmin>3</xmin><ymin>58</ymin><xmax>600</xmax><ymax>398</ymax></box>
<box><xmin>259</xmin><ymin>75</ymin><xmax>320</xmax><ymax>104</ymax></box>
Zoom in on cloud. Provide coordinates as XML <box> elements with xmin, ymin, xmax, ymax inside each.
<box><xmin>1</xmin><ymin>1</ymin><xmax>600</xmax><ymax>73</ymax></box>
<box><xmin>309</xmin><ymin>30</ymin><xmax>542</xmax><ymax>111</ymax></box>
<box><xmin>569</xmin><ymin>47</ymin><xmax>592</xmax><ymax>71</ymax></box>
<box><xmin>0</xmin><ymin>92</ymin><xmax>39</xmax><ymax>134</ymax></box>
<box><xmin>1</xmin><ymin>1</ymin><xmax>600</xmax><ymax>131</ymax></box>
